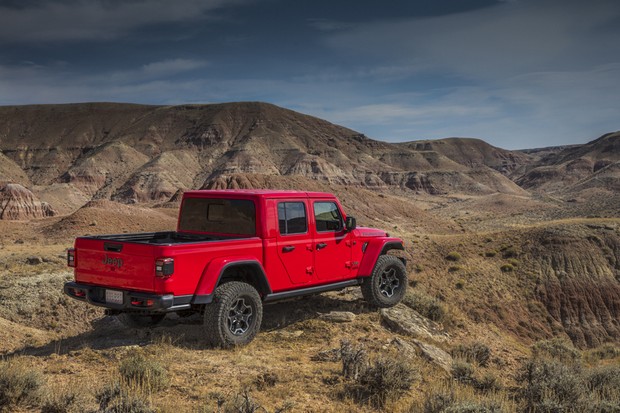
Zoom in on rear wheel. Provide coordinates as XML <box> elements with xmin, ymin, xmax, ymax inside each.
<box><xmin>361</xmin><ymin>255</ymin><xmax>407</xmax><ymax>308</ymax></box>
<box><xmin>203</xmin><ymin>281</ymin><xmax>263</xmax><ymax>348</ymax></box>
<box><xmin>118</xmin><ymin>313</ymin><xmax>166</xmax><ymax>328</ymax></box>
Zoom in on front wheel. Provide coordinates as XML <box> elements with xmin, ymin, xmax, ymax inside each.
<box><xmin>203</xmin><ymin>281</ymin><xmax>263</xmax><ymax>348</ymax></box>
<box><xmin>361</xmin><ymin>255</ymin><xmax>407</xmax><ymax>308</ymax></box>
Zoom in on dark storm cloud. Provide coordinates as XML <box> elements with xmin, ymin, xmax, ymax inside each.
<box><xmin>0</xmin><ymin>0</ymin><xmax>245</xmax><ymax>42</ymax></box>
<box><xmin>0</xmin><ymin>0</ymin><xmax>618</xmax><ymax>148</ymax></box>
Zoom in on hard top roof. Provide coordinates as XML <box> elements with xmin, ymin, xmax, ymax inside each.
<box><xmin>182</xmin><ymin>189</ymin><xmax>336</xmax><ymax>199</ymax></box>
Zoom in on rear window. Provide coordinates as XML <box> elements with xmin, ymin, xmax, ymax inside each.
<box><xmin>178</xmin><ymin>198</ymin><xmax>256</xmax><ymax>235</ymax></box>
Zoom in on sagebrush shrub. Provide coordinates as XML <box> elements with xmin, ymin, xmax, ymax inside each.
<box><xmin>532</xmin><ymin>338</ymin><xmax>581</xmax><ymax>363</ymax></box>
<box><xmin>403</xmin><ymin>292</ymin><xmax>447</xmax><ymax>323</ymax></box>
<box><xmin>340</xmin><ymin>340</ymin><xmax>368</xmax><ymax>380</ymax></box>
<box><xmin>516</xmin><ymin>358</ymin><xmax>584</xmax><ymax>412</ymax></box>
<box><xmin>451</xmin><ymin>342</ymin><xmax>491</xmax><ymax>367</ymax></box>
<box><xmin>357</xmin><ymin>357</ymin><xmax>416</xmax><ymax>408</ymax></box>
<box><xmin>96</xmin><ymin>382</ymin><xmax>154</xmax><ymax>413</ymax></box>
<box><xmin>451</xmin><ymin>360</ymin><xmax>475</xmax><ymax>385</ymax></box>
<box><xmin>500</xmin><ymin>264</ymin><xmax>514</xmax><ymax>273</ymax></box>
<box><xmin>419</xmin><ymin>390</ymin><xmax>504</xmax><ymax>413</ymax></box>
<box><xmin>119</xmin><ymin>352</ymin><xmax>168</xmax><ymax>392</ymax></box>
<box><xmin>41</xmin><ymin>391</ymin><xmax>77</xmax><ymax>413</ymax></box>
<box><xmin>0</xmin><ymin>358</ymin><xmax>43</xmax><ymax>411</ymax></box>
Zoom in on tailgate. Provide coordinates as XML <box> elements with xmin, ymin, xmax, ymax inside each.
<box><xmin>75</xmin><ymin>238</ymin><xmax>157</xmax><ymax>292</ymax></box>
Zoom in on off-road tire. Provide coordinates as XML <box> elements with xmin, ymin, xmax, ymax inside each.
<box><xmin>203</xmin><ymin>281</ymin><xmax>263</xmax><ymax>348</ymax></box>
<box><xmin>118</xmin><ymin>313</ymin><xmax>166</xmax><ymax>328</ymax></box>
<box><xmin>361</xmin><ymin>255</ymin><xmax>407</xmax><ymax>308</ymax></box>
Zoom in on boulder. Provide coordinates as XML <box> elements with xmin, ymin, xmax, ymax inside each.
<box><xmin>318</xmin><ymin>311</ymin><xmax>356</xmax><ymax>323</ymax></box>
<box><xmin>412</xmin><ymin>339</ymin><xmax>453</xmax><ymax>373</ymax></box>
<box><xmin>380</xmin><ymin>303</ymin><xmax>449</xmax><ymax>342</ymax></box>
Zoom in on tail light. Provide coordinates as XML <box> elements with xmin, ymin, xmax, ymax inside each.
<box><xmin>67</xmin><ymin>248</ymin><xmax>76</xmax><ymax>267</ymax></box>
<box><xmin>67</xmin><ymin>287</ymin><xmax>86</xmax><ymax>298</ymax></box>
<box><xmin>131</xmin><ymin>298</ymin><xmax>155</xmax><ymax>307</ymax></box>
<box><xmin>155</xmin><ymin>258</ymin><xmax>174</xmax><ymax>278</ymax></box>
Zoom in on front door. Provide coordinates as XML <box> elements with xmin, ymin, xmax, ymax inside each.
<box><xmin>275</xmin><ymin>201</ymin><xmax>314</xmax><ymax>284</ymax></box>
<box><xmin>312</xmin><ymin>200</ymin><xmax>351</xmax><ymax>281</ymax></box>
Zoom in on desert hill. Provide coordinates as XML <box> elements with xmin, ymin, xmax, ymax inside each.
<box><xmin>0</xmin><ymin>102</ymin><xmax>619</xmax><ymax>412</ymax></box>
<box><xmin>516</xmin><ymin>131</ymin><xmax>620</xmax><ymax>195</ymax></box>
<box><xmin>0</xmin><ymin>102</ymin><xmax>527</xmax><ymax>213</ymax></box>
<box><xmin>397</xmin><ymin>137</ymin><xmax>532</xmax><ymax>175</ymax></box>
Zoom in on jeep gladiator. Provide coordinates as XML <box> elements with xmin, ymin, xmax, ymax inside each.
<box><xmin>64</xmin><ymin>190</ymin><xmax>407</xmax><ymax>347</ymax></box>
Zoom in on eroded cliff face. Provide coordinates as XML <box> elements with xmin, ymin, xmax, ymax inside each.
<box><xmin>525</xmin><ymin>225</ymin><xmax>620</xmax><ymax>348</ymax></box>
<box><xmin>0</xmin><ymin>183</ymin><xmax>56</xmax><ymax>220</ymax></box>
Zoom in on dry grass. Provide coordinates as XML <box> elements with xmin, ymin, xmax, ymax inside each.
<box><xmin>0</xmin><ymin>184</ymin><xmax>619</xmax><ymax>411</ymax></box>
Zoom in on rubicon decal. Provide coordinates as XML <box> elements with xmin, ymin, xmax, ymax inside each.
<box><xmin>102</xmin><ymin>255</ymin><xmax>123</xmax><ymax>268</ymax></box>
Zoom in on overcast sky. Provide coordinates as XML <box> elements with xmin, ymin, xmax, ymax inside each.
<box><xmin>1</xmin><ymin>0</ymin><xmax>619</xmax><ymax>149</ymax></box>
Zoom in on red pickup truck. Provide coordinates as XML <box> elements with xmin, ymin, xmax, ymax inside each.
<box><xmin>64</xmin><ymin>190</ymin><xmax>407</xmax><ymax>347</ymax></box>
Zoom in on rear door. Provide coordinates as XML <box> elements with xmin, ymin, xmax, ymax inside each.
<box><xmin>312</xmin><ymin>200</ymin><xmax>351</xmax><ymax>281</ymax></box>
<box><xmin>275</xmin><ymin>201</ymin><xmax>314</xmax><ymax>284</ymax></box>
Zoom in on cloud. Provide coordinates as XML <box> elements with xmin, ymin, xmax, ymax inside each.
<box><xmin>325</xmin><ymin>0</ymin><xmax>620</xmax><ymax>80</ymax></box>
<box><xmin>141</xmin><ymin>59</ymin><xmax>209</xmax><ymax>77</ymax></box>
<box><xmin>306</xmin><ymin>18</ymin><xmax>353</xmax><ymax>32</ymax></box>
<box><xmin>0</xmin><ymin>0</ymin><xmax>246</xmax><ymax>43</ymax></box>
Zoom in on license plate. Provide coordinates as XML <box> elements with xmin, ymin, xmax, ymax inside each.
<box><xmin>105</xmin><ymin>289</ymin><xmax>123</xmax><ymax>305</ymax></box>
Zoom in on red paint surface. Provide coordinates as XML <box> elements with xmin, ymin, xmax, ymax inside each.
<box><xmin>72</xmin><ymin>190</ymin><xmax>404</xmax><ymax>297</ymax></box>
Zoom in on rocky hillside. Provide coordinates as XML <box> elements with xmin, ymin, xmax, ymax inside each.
<box><xmin>0</xmin><ymin>102</ymin><xmax>527</xmax><ymax>216</ymax></box>
<box><xmin>516</xmin><ymin>131</ymin><xmax>620</xmax><ymax>195</ymax></box>
<box><xmin>397</xmin><ymin>137</ymin><xmax>532</xmax><ymax>175</ymax></box>
<box><xmin>0</xmin><ymin>183</ymin><xmax>55</xmax><ymax>220</ymax></box>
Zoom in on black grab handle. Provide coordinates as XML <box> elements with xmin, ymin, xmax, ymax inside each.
<box><xmin>104</xmin><ymin>242</ymin><xmax>123</xmax><ymax>252</ymax></box>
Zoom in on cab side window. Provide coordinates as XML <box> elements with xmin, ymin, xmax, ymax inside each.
<box><xmin>278</xmin><ymin>202</ymin><xmax>307</xmax><ymax>235</ymax></box>
<box><xmin>314</xmin><ymin>202</ymin><xmax>343</xmax><ymax>232</ymax></box>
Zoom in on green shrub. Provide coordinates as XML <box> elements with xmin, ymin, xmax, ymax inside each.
<box><xmin>449</xmin><ymin>265</ymin><xmax>462</xmax><ymax>273</ymax></box>
<box><xmin>507</xmin><ymin>259</ymin><xmax>519</xmax><ymax>267</ymax></box>
<box><xmin>500</xmin><ymin>264</ymin><xmax>513</xmax><ymax>273</ymax></box>
<box><xmin>484</xmin><ymin>251</ymin><xmax>497</xmax><ymax>257</ymax></box>
<box><xmin>403</xmin><ymin>292</ymin><xmax>447</xmax><ymax>323</ymax></box>
<box><xmin>0</xmin><ymin>358</ymin><xmax>43</xmax><ymax>411</ymax></box>
<box><xmin>451</xmin><ymin>342</ymin><xmax>491</xmax><ymax>367</ymax></box>
<box><xmin>446</xmin><ymin>252</ymin><xmax>462</xmax><ymax>262</ymax></box>
<box><xmin>119</xmin><ymin>352</ymin><xmax>168</xmax><ymax>392</ymax></box>
<box><xmin>455</xmin><ymin>280</ymin><xmax>465</xmax><ymax>290</ymax></box>
<box><xmin>501</xmin><ymin>247</ymin><xmax>518</xmax><ymax>258</ymax></box>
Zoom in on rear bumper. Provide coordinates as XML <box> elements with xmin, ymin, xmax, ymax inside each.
<box><xmin>63</xmin><ymin>282</ymin><xmax>192</xmax><ymax>313</ymax></box>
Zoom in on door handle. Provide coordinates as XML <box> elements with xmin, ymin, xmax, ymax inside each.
<box><xmin>282</xmin><ymin>246</ymin><xmax>295</xmax><ymax>252</ymax></box>
<box><xmin>316</xmin><ymin>243</ymin><xmax>327</xmax><ymax>250</ymax></box>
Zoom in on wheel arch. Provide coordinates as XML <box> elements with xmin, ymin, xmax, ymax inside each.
<box><xmin>193</xmin><ymin>258</ymin><xmax>272</xmax><ymax>304</ymax></box>
<box><xmin>358</xmin><ymin>238</ymin><xmax>406</xmax><ymax>277</ymax></box>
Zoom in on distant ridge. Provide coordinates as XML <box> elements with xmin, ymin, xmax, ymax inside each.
<box><xmin>0</xmin><ymin>102</ymin><xmax>528</xmax><ymax>215</ymax></box>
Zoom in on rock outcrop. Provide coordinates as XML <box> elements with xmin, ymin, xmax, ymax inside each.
<box><xmin>381</xmin><ymin>303</ymin><xmax>450</xmax><ymax>342</ymax></box>
<box><xmin>0</xmin><ymin>183</ymin><xmax>56</xmax><ymax>220</ymax></box>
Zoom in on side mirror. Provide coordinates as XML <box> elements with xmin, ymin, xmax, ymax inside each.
<box><xmin>345</xmin><ymin>216</ymin><xmax>357</xmax><ymax>232</ymax></box>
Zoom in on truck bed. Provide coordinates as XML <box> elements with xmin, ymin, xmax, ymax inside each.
<box><xmin>83</xmin><ymin>231</ymin><xmax>244</xmax><ymax>245</ymax></box>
